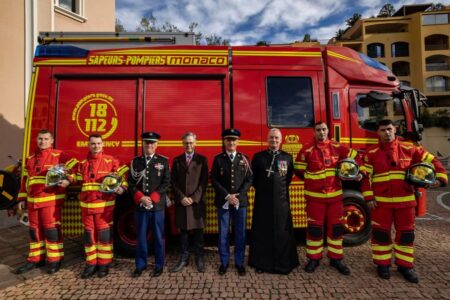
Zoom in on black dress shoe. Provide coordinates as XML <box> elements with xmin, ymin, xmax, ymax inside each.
<box><xmin>398</xmin><ymin>266</ymin><xmax>419</xmax><ymax>283</ymax></box>
<box><xmin>97</xmin><ymin>265</ymin><xmax>109</xmax><ymax>278</ymax></box>
<box><xmin>236</xmin><ymin>265</ymin><xmax>246</xmax><ymax>276</ymax></box>
<box><xmin>81</xmin><ymin>265</ymin><xmax>97</xmax><ymax>279</ymax></box>
<box><xmin>255</xmin><ymin>268</ymin><xmax>264</xmax><ymax>273</ymax></box>
<box><xmin>170</xmin><ymin>258</ymin><xmax>189</xmax><ymax>273</ymax></box>
<box><xmin>377</xmin><ymin>265</ymin><xmax>390</xmax><ymax>279</ymax></box>
<box><xmin>304</xmin><ymin>260</ymin><xmax>320</xmax><ymax>273</ymax></box>
<box><xmin>47</xmin><ymin>262</ymin><xmax>61</xmax><ymax>275</ymax></box>
<box><xmin>218</xmin><ymin>264</ymin><xmax>227</xmax><ymax>275</ymax></box>
<box><xmin>152</xmin><ymin>268</ymin><xmax>163</xmax><ymax>277</ymax></box>
<box><xmin>16</xmin><ymin>261</ymin><xmax>45</xmax><ymax>274</ymax></box>
<box><xmin>195</xmin><ymin>257</ymin><xmax>205</xmax><ymax>273</ymax></box>
<box><xmin>132</xmin><ymin>267</ymin><xmax>145</xmax><ymax>278</ymax></box>
<box><xmin>330</xmin><ymin>259</ymin><xmax>350</xmax><ymax>275</ymax></box>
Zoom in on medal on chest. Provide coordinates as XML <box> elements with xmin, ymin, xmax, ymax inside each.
<box><xmin>154</xmin><ymin>162</ymin><xmax>164</xmax><ymax>177</ymax></box>
<box><xmin>278</xmin><ymin>160</ymin><xmax>288</xmax><ymax>176</ymax></box>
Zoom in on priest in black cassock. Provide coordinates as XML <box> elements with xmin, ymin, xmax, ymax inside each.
<box><xmin>248</xmin><ymin>128</ymin><xmax>299</xmax><ymax>274</ymax></box>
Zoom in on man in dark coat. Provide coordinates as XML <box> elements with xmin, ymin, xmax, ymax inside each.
<box><xmin>128</xmin><ymin>132</ymin><xmax>170</xmax><ymax>278</ymax></box>
<box><xmin>211</xmin><ymin>128</ymin><xmax>253</xmax><ymax>276</ymax></box>
<box><xmin>170</xmin><ymin>132</ymin><xmax>209</xmax><ymax>273</ymax></box>
<box><xmin>249</xmin><ymin>128</ymin><xmax>299</xmax><ymax>274</ymax></box>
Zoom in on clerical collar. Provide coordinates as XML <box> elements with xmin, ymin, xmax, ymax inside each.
<box><xmin>185</xmin><ymin>152</ymin><xmax>194</xmax><ymax>158</ymax></box>
<box><xmin>268</xmin><ymin>149</ymin><xmax>280</xmax><ymax>155</ymax></box>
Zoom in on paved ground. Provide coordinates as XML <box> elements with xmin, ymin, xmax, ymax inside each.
<box><xmin>1</xmin><ymin>188</ymin><xmax>450</xmax><ymax>299</ymax></box>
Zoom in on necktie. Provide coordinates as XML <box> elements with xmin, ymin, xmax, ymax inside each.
<box><xmin>229</xmin><ymin>154</ymin><xmax>234</xmax><ymax>161</ymax></box>
<box><xmin>186</xmin><ymin>155</ymin><xmax>192</xmax><ymax>165</ymax></box>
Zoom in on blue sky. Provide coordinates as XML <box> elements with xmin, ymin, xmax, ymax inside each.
<box><xmin>116</xmin><ymin>0</ymin><xmax>448</xmax><ymax>45</ymax></box>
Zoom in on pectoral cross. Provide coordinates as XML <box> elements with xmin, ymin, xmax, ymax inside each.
<box><xmin>266</xmin><ymin>167</ymin><xmax>275</xmax><ymax>177</ymax></box>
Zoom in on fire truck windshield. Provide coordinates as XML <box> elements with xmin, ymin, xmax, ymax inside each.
<box><xmin>358</xmin><ymin>52</ymin><xmax>392</xmax><ymax>73</ymax></box>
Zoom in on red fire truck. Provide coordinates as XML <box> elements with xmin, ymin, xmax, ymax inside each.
<box><xmin>0</xmin><ymin>33</ymin><xmax>425</xmax><ymax>255</ymax></box>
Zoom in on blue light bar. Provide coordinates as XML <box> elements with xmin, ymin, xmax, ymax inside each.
<box><xmin>35</xmin><ymin>45</ymin><xmax>89</xmax><ymax>58</ymax></box>
<box><xmin>358</xmin><ymin>53</ymin><xmax>391</xmax><ymax>73</ymax></box>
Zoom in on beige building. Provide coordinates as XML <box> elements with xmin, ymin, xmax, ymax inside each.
<box><xmin>0</xmin><ymin>0</ymin><xmax>115</xmax><ymax>169</ymax></box>
<box><xmin>333</xmin><ymin>4</ymin><xmax>450</xmax><ymax>108</ymax></box>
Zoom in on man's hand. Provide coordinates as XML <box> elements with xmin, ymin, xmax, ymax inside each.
<box><xmin>17</xmin><ymin>201</ymin><xmax>26</xmax><ymax>211</ymax></box>
<box><xmin>427</xmin><ymin>180</ymin><xmax>442</xmax><ymax>189</ymax></box>
<box><xmin>140</xmin><ymin>196</ymin><xmax>152</xmax><ymax>207</ymax></box>
<box><xmin>228</xmin><ymin>193</ymin><xmax>240</xmax><ymax>206</ymax></box>
<box><xmin>367</xmin><ymin>200</ymin><xmax>377</xmax><ymax>210</ymax></box>
<box><xmin>115</xmin><ymin>186</ymin><xmax>125</xmax><ymax>195</ymax></box>
<box><xmin>181</xmin><ymin>197</ymin><xmax>193</xmax><ymax>206</ymax></box>
<box><xmin>58</xmin><ymin>179</ymin><xmax>70</xmax><ymax>188</ymax></box>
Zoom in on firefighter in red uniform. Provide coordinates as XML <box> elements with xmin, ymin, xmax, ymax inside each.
<box><xmin>76</xmin><ymin>134</ymin><xmax>129</xmax><ymax>278</ymax></box>
<box><xmin>362</xmin><ymin>119</ymin><xmax>447</xmax><ymax>283</ymax></box>
<box><xmin>15</xmin><ymin>129</ymin><xmax>77</xmax><ymax>275</ymax></box>
<box><xmin>294</xmin><ymin>121</ymin><xmax>360</xmax><ymax>275</ymax></box>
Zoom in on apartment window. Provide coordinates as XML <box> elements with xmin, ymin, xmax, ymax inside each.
<box><xmin>425</xmin><ymin>34</ymin><xmax>449</xmax><ymax>51</ymax></box>
<box><xmin>367</xmin><ymin>43</ymin><xmax>385</xmax><ymax>58</ymax></box>
<box><xmin>55</xmin><ymin>0</ymin><xmax>83</xmax><ymax>15</ymax></box>
<box><xmin>391</xmin><ymin>42</ymin><xmax>409</xmax><ymax>57</ymax></box>
<box><xmin>266</xmin><ymin>77</ymin><xmax>314</xmax><ymax>128</ymax></box>
<box><xmin>426</xmin><ymin>76</ymin><xmax>449</xmax><ymax>92</ymax></box>
<box><xmin>400</xmin><ymin>81</ymin><xmax>411</xmax><ymax>87</ymax></box>
<box><xmin>422</xmin><ymin>13</ymin><xmax>449</xmax><ymax>25</ymax></box>
<box><xmin>426</xmin><ymin>55</ymin><xmax>449</xmax><ymax>71</ymax></box>
<box><xmin>392</xmin><ymin>61</ymin><xmax>410</xmax><ymax>76</ymax></box>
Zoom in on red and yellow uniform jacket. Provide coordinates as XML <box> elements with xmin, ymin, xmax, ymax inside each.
<box><xmin>76</xmin><ymin>152</ymin><xmax>129</xmax><ymax>214</ymax></box>
<box><xmin>361</xmin><ymin>138</ymin><xmax>448</xmax><ymax>207</ymax></box>
<box><xmin>18</xmin><ymin>148</ymin><xmax>77</xmax><ymax>209</ymax></box>
<box><xmin>294</xmin><ymin>140</ymin><xmax>358</xmax><ymax>201</ymax></box>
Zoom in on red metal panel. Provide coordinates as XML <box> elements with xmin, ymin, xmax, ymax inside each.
<box><xmin>55</xmin><ymin>79</ymin><xmax>138</xmax><ymax>164</ymax></box>
<box><xmin>144</xmin><ymin>78</ymin><xmax>224</xmax><ymax>163</ymax></box>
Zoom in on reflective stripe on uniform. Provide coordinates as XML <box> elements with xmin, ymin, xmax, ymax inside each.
<box><xmin>28</xmin><ymin>194</ymin><xmax>65</xmax><ymax>203</ymax></box>
<box><xmin>306</xmin><ymin>240</ymin><xmax>323</xmax><ymax>247</ymax></box>
<box><xmin>98</xmin><ymin>244</ymin><xmax>113</xmax><ymax>251</ymax></box>
<box><xmin>304</xmin><ymin>168</ymin><xmax>336</xmax><ymax>180</ymax></box>
<box><xmin>306</xmin><ymin>247</ymin><xmax>324</xmax><ymax>255</ymax></box>
<box><xmin>29</xmin><ymin>250</ymin><xmax>46</xmax><ymax>257</ymax></box>
<box><xmin>436</xmin><ymin>173</ymin><xmax>448</xmax><ymax>181</ymax></box>
<box><xmin>30</xmin><ymin>241</ymin><xmax>45</xmax><ymax>249</ymax></box>
<box><xmin>372</xmin><ymin>244</ymin><xmax>393</xmax><ymax>251</ymax></box>
<box><xmin>348</xmin><ymin>149</ymin><xmax>358</xmax><ymax>159</ymax></box>
<box><xmin>64</xmin><ymin>158</ymin><xmax>78</xmax><ymax>169</ymax></box>
<box><xmin>394</xmin><ymin>252</ymin><xmax>414</xmax><ymax>263</ymax></box>
<box><xmin>98</xmin><ymin>253</ymin><xmax>113</xmax><ymax>259</ymax></box>
<box><xmin>372</xmin><ymin>171</ymin><xmax>405</xmax><ymax>183</ymax></box>
<box><xmin>421</xmin><ymin>152</ymin><xmax>435</xmax><ymax>164</ymax></box>
<box><xmin>81</xmin><ymin>184</ymin><xmax>102</xmax><ymax>192</ymax></box>
<box><xmin>375</xmin><ymin>195</ymin><xmax>415</xmax><ymax>203</ymax></box>
<box><xmin>46</xmin><ymin>243</ymin><xmax>63</xmax><ymax>250</ymax></box>
<box><xmin>294</xmin><ymin>162</ymin><xmax>307</xmax><ymax>170</ymax></box>
<box><xmin>47</xmin><ymin>251</ymin><xmax>64</xmax><ymax>258</ymax></box>
<box><xmin>363</xmin><ymin>191</ymin><xmax>374</xmax><ymax>197</ymax></box>
<box><xmin>85</xmin><ymin>245</ymin><xmax>97</xmax><ymax>253</ymax></box>
<box><xmin>117</xmin><ymin>165</ymin><xmax>129</xmax><ymax>176</ymax></box>
<box><xmin>80</xmin><ymin>200</ymin><xmax>115</xmax><ymax>209</ymax></box>
<box><xmin>372</xmin><ymin>253</ymin><xmax>392</xmax><ymax>260</ymax></box>
<box><xmin>394</xmin><ymin>244</ymin><xmax>414</xmax><ymax>254</ymax></box>
<box><xmin>326</xmin><ymin>238</ymin><xmax>342</xmax><ymax>246</ymax></box>
<box><xmin>304</xmin><ymin>189</ymin><xmax>342</xmax><ymax>198</ymax></box>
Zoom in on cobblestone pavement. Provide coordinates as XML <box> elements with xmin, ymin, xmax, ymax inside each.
<box><xmin>1</xmin><ymin>188</ymin><xmax>449</xmax><ymax>299</ymax></box>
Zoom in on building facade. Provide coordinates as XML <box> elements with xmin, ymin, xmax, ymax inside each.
<box><xmin>333</xmin><ymin>4</ymin><xmax>450</xmax><ymax>108</ymax></box>
<box><xmin>0</xmin><ymin>0</ymin><xmax>115</xmax><ymax>169</ymax></box>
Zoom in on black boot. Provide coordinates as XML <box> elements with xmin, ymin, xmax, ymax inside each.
<box><xmin>398</xmin><ymin>266</ymin><xmax>419</xmax><ymax>283</ymax></box>
<box><xmin>170</xmin><ymin>257</ymin><xmax>189</xmax><ymax>273</ymax></box>
<box><xmin>97</xmin><ymin>265</ymin><xmax>109</xmax><ymax>278</ymax></box>
<box><xmin>195</xmin><ymin>256</ymin><xmax>205</xmax><ymax>273</ymax></box>
<box><xmin>15</xmin><ymin>261</ymin><xmax>45</xmax><ymax>274</ymax></box>
<box><xmin>47</xmin><ymin>261</ymin><xmax>61</xmax><ymax>275</ymax></box>
<box><xmin>330</xmin><ymin>259</ymin><xmax>350</xmax><ymax>275</ymax></box>
<box><xmin>377</xmin><ymin>265</ymin><xmax>390</xmax><ymax>279</ymax></box>
<box><xmin>81</xmin><ymin>265</ymin><xmax>97</xmax><ymax>279</ymax></box>
<box><xmin>304</xmin><ymin>260</ymin><xmax>320</xmax><ymax>273</ymax></box>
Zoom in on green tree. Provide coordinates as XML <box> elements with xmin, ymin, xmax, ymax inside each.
<box><xmin>302</xmin><ymin>33</ymin><xmax>311</xmax><ymax>42</ymax></box>
<box><xmin>346</xmin><ymin>13</ymin><xmax>361</xmax><ymax>27</ymax></box>
<box><xmin>205</xmin><ymin>34</ymin><xmax>230</xmax><ymax>46</ymax></box>
<box><xmin>335</xmin><ymin>29</ymin><xmax>346</xmax><ymax>40</ymax></box>
<box><xmin>429</xmin><ymin>3</ymin><xmax>445</xmax><ymax>11</ymax></box>
<box><xmin>256</xmin><ymin>40</ymin><xmax>270</xmax><ymax>46</ymax></box>
<box><xmin>136</xmin><ymin>15</ymin><xmax>158</xmax><ymax>32</ymax></box>
<box><xmin>377</xmin><ymin>4</ymin><xmax>395</xmax><ymax>17</ymax></box>
<box><xmin>115</xmin><ymin>18</ymin><xmax>126</xmax><ymax>32</ymax></box>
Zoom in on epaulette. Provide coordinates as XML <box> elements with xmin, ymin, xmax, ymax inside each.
<box><xmin>399</xmin><ymin>142</ymin><xmax>413</xmax><ymax>150</ymax></box>
<box><xmin>156</xmin><ymin>154</ymin><xmax>168</xmax><ymax>160</ymax></box>
<box><xmin>368</xmin><ymin>147</ymin><xmax>379</xmax><ymax>154</ymax></box>
<box><xmin>304</xmin><ymin>146</ymin><xmax>314</xmax><ymax>153</ymax></box>
<box><xmin>330</xmin><ymin>141</ymin><xmax>340</xmax><ymax>147</ymax></box>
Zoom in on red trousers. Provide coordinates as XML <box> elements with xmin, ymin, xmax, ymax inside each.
<box><xmin>306</xmin><ymin>199</ymin><xmax>345</xmax><ymax>260</ymax></box>
<box><xmin>82</xmin><ymin>208</ymin><xmax>114</xmax><ymax>266</ymax></box>
<box><xmin>27</xmin><ymin>205</ymin><xmax>64</xmax><ymax>263</ymax></box>
<box><xmin>371</xmin><ymin>205</ymin><xmax>415</xmax><ymax>268</ymax></box>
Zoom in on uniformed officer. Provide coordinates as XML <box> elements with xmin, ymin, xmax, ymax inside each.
<box><xmin>211</xmin><ymin>128</ymin><xmax>253</xmax><ymax>276</ymax></box>
<box><xmin>128</xmin><ymin>132</ymin><xmax>170</xmax><ymax>277</ymax></box>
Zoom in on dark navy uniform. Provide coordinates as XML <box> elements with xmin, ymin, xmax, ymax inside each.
<box><xmin>128</xmin><ymin>132</ymin><xmax>170</xmax><ymax>276</ymax></box>
<box><xmin>211</xmin><ymin>129</ymin><xmax>252</xmax><ymax>273</ymax></box>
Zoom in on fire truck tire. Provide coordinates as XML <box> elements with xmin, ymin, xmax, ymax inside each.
<box><xmin>0</xmin><ymin>170</ymin><xmax>19</xmax><ymax>210</ymax></box>
<box><xmin>342</xmin><ymin>190</ymin><xmax>371</xmax><ymax>246</ymax></box>
<box><xmin>114</xmin><ymin>198</ymin><xmax>152</xmax><ymax>257</ymax></box>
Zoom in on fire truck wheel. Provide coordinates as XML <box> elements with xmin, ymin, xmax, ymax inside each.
<box><xmin>114</xmin><ymin>199</ymin><xmax>153</xmax><ymax>257</ymax></box>
<box><xmin>342</xmin><ymin>190</ymin><xmax>371</xmax><ymax>246</ymax></box>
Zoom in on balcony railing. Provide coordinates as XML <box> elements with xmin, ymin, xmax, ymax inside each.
<box><xmin>426</xmin><ymin>63</ymin><xmax>450</xmax><ymax>71</ymax></box>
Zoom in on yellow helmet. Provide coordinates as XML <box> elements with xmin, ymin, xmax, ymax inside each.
<box><xmin>45</xmin><ymin>164</ymin><xmax>67</xmax><ymax>187</ymax></box>
<box><xmin>406</xmin><ymin>162</ymin><xmax>436</xmax><ymax>187</ymax></box>
<box><xmin>100</xmin><ymin>173</ymin><xmax>121</xmax><ymax>193</ymax></box>
<box><xmin>337</xmin><ymin>159</ymin><xmax>360</xmax><ymax>180</ymax></box>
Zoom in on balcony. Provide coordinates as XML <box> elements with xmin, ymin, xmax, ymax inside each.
<box><xmin>426</xmin><ymin>55</ymin><xmax>449</xmax><ymax>71</ymax></box>
<box><xmin>425</xmin><ymin>34</ymin><xmax>449</xmax><ymax>51</ymax></box>
<box><xmin>426</xmin><ymin>76</ymin><xmax>450</xmax><ymax>92</ymax></box>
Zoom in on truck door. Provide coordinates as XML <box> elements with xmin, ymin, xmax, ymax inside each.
<box><xmin>55</xmin><ymin>79</ymin><xmax>138</xmax><ymax>163</ymax></box>
<box><xmin>143</xmin><ymin>77</ymin><xmax>225</xmax><ymax>161</ymax></box>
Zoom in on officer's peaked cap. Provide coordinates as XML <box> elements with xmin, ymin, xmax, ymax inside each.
<box><xmin>222</xmin><ymin>128</ymin><xmax>241</xmax><ymax>139</ymax></box>
<box><xmin>141</xmin><ymin>131</ymin><xmax>161</xmax><ymax>142</ymax></box>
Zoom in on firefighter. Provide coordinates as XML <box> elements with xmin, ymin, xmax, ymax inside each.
<box><xmin>294</xmin><ymin>121</ymin><xmax>360</xmax><ymax>275</ymax></box>
<box><xmin>362</xmin><ymin>119</ymin><xmax>447</xmax><ymax>283</ymax></box>
<box><xmin>15</xmin><ymin>129</ymin><xmax>77</xmax><ymax>275</ymax></box>
<box><xmin>76</xmin><ymin>134</ymin><xmax>128</xmax><ymax>279</ymax></box>
<box><xmin>128</xmin><ymin>132</ymin><xmax>170</xmax><ymax>277</ymax></box>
